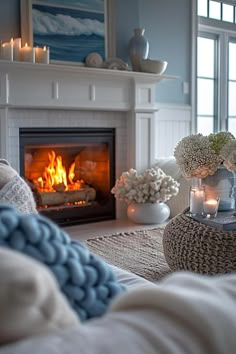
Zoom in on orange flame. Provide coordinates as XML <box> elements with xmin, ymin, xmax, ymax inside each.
<box><xmin>68</xmin><ymin>161</ymin><xmax>75</xmax><ymax>185</ymax></box>
<box><xmin>37</xmin><ymin>150</ymin><xmax>83</xmax><ymax>192</ymax></box>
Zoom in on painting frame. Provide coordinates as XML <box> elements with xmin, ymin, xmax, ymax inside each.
<box><xmin>20</xmin><ymin>0</ymin><xmax>116</xmax><ymax>65</ymax></box>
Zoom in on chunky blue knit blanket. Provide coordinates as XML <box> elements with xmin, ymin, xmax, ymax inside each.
<box><xmin>0</xmin><ymin>205</ymin><xmax>125</xmax><ymax>321</ymax></box>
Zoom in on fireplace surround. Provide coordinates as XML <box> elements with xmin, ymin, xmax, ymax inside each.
<box><xmin>19</xmin><ymin>127</ymin><xmax>115</xmax><ymax>226</ymax></box>
<box><xmin>0</xmin><ymin>61</ymin><xmax>177</xmax><ymax>222</ymax></box>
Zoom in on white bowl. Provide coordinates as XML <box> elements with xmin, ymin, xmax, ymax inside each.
<box><xmin>140</xmin><ymin>59</ymin><xmax>168</xmax><ymax>75</ymax></box>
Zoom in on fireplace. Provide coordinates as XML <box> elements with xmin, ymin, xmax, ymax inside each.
<box><xmin>0</xmin><ymin>62</ymin><xmax>178</xmax><ymax>223</ymax></box>
<box><xmin>19</xmin><ymin>127</ymin><xmax>116</xmax><ymax>226</ymax></box>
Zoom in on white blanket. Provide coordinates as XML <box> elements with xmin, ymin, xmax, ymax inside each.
<box><xmin>1</xmin><ymin>270</ymin><xmax>236</xmax><ymax>354</ymax></box>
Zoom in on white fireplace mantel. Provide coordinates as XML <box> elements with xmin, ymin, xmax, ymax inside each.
<box><xmin>0</xmin><ymin>61</ymin><xmax>176</xmax><ymax>173</ymax></box>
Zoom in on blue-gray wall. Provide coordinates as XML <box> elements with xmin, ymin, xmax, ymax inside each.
<box><xmin>0</xmin><ymin>0</ymin><xmax>20</xmax><ymax>40</ymax></box>
<box><xmin>140</xmin><ymin>0</ymin><xmax>191</xmax><ymax>105</ymax></box>
<box><xmin>115</xmin><ymin>0</ymin><xmax>192</xmax><ymax>105</ymax></box>
<box><xmin>0</xmin><ymin>0</ymin><xmax>192</xmax><ymax>105</ymax></box>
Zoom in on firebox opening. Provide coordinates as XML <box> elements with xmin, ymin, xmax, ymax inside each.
<box><xmin>19</xmin><ymin>128</ymin><xmax>116</xmax><ymax>226</ymax></box>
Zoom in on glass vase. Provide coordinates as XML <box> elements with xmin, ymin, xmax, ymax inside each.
<box><xmin>202</xmin><ymin>166</ymin><xmax>236</xmax><ymax>211</ymax></box>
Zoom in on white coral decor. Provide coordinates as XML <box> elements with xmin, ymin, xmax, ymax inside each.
<box><xmin>111</xmin><ymin>167</ymin><xmax>180</xmax><ymax>204</ymax></box>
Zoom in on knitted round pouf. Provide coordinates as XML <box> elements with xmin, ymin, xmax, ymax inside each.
<box><xmin>0</xmin><ymin>205</ymin><xmax>125</xmax><ymax>321</ymax></box>
<box><xmin>163</xmin><ymin>210</ymin><xmax>236</xmax><ymax>275</ymax></box>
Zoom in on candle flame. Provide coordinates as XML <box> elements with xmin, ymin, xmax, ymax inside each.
<box><xmin>205</xmin><ymin>199</ymin><xmax>217</xmax><ymax>205</ymax></box>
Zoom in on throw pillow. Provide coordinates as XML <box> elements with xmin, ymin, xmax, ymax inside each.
<box><xmin>0</xmin><ymin>205</ymin><xmax>125</xmax><ymax>321</ymax></box>
<box><xmin>0</xmin><ymin>247</ymin><xmax>78</xmax><ymax>345</ymax></box>
<box><xmin>0</xmin><ymin>159</ymin><xmax>37</xmax><ymax>214</ymax></box>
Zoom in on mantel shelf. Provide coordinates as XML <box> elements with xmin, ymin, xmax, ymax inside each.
<box><xmin>0</xmin><ymin>60</ymin><xmax>178</xmax><ymax>83</ymax></box>
<box><xmin>0</xmin><ymin>59</ymin><xmax>178</xmax><ymax>112</ymax></box>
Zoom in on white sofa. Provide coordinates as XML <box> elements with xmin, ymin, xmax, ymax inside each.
<box><xmin>155</xmin><ymin>156</ymin><xmax>190</xmax><ymax>217</ymax></box>
<box><xmin>2</xmin><ymin>158</ymin><xmax>235</xmax><ymax>354</ymax></box>
<box><xmin>1</xmin><ymin>265</ymin><xmax>236</xmax><ymax>354</ymax></box>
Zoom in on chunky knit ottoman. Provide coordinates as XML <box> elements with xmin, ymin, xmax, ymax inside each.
<box><xmin>162</xmin><ymin>209</ymin><xmax>236</xmax><ymax>275</ymax></box>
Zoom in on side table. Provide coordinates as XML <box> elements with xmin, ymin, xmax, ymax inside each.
<box><xmin>163</xmin><ymin>209</ymin><xmax>236</xmax><ymax>275</ymax></box>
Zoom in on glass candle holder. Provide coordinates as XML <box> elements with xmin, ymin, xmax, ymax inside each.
<box><xmin>202</xmin><ymin>197</ymin><xmax>220</xmax><ymax>218</ymax></box>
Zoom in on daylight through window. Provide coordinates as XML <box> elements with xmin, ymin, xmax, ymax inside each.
<box><xmin>197</xmin><ymin>0</ymin><xmax>236</xmax><ymax>136</ymax></box>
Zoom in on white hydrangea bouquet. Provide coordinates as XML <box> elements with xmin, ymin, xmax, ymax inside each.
<box><xmin>174</xmin><ymin>131</ymin><xmax>236</xmax><ymax>179</ymax></box>
<box><xmin>111</xmin><ymin>167</ymin><xmax>180</xmax><ymax>204</ymax></box>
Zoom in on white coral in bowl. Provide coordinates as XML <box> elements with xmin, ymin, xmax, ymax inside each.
<box><xmin>111</xmin><ymin>167</ymin><xmax>179</xmax><ymax>204</ymax></box>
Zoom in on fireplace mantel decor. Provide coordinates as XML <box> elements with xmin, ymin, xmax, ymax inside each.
<box><xmin>20</xmin><ymin>0</ymin><xmax>116</xmax><ymax>64</ymax></box>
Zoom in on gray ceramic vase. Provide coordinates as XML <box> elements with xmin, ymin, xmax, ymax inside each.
<box><xmin>128</xmin><ymin>28</ymin><xmax>149</xmax><ymax>72</ymax></box>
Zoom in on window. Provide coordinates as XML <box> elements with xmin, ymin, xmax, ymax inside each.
<box><xmin>198</xmin><ymin>0</ymin><xmax>236</xmax><ymax>23</ymax></box>
<box><xmin>197</xmin><ymin>0</ymin><xmax>236</xmax><ymax>136</ymax></box>
<box><xmin>228</xmin><ymin>40</ymin><xmax>236</xmax><ymax>134</ymax></box>
<box><xmin>209</xmin><ymin>1</ymin><xmax>221</xmax><ymax>20</ymax></box>
<box><xmin>197</xmin><ymin>36</ymin><xmax>216</xmax><ymax>134</ymax></box>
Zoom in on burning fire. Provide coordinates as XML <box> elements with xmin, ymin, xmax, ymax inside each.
<box><xmin>36</xmin><ymin>150</ymin><xmax>84</xmax><ymax>192</ymax></box>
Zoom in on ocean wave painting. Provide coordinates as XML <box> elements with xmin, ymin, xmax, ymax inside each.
<box><xmin>32</xmin><ymin>0</ymin><xmax>105</xmax><ymax>63</ymax></box>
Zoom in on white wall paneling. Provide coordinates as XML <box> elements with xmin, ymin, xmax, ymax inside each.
<box><xmin>155</xmin><ymin>104</ymin><xmax>192</xmax><ymax>158</ymax></box>
<box><xmin>135</xmin><ymin>112</ymin><xmax>157</xmax><ymax>172</ymax></box>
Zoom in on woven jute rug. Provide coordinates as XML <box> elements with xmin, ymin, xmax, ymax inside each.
<box><xmin>85</xmin><ymin>226</ymin><xmax>171</xmax><ymax>282</ymax></box>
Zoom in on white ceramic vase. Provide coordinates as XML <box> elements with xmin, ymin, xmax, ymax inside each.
<box><xmin>127</xmin><ymin>202</ymin><xmax>170</xmax><ymax>224</ymax></box>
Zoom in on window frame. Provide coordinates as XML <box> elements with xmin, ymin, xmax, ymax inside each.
<box><xmin>193</xmin><ymin>0</ymin><xmax>236</xmax><ymax>134</ymax></box>
<box><xmin>197</xmin><ymin>31</ymin><xmax>219</xmax><ymax>133</ymax></box>
<box><xmin>228</xmin><ymin>36</ymin><xmax>236</xmax><ymax>131</ymax></box>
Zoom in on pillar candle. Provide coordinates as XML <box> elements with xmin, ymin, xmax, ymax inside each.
<box><xmin>0</xmin><ymin>39</ymin><xmax>13</xmax><ymax>61</ymax></box>
<box><xmin>35</xmin><ymin>46</ymin><xmax>50</xmax><ymax>64</ymax></box>
<box><xmin>190</xmin><ymin>188</ymin><xmax>205</xmax><ymax>215</ymax></box>
<box><xmin>13</xmin><ymin>37</ymin><xmax>22</xmax><ymax>61</ymax></box>
<box><xmin>20</xmin><ymin>43</ymin><xmax>35</xmax><ymax>63</ymax></box>
<box><xmin>43</xmin><ymin>46</ymin><xmax>50</xmax><ymax>64</ymax></box>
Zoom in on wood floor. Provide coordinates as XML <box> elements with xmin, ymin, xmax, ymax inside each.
<box><xmin>63</xmin><ymin>218</ymin><xmax>161</xmax><ymax>242</ymax></box>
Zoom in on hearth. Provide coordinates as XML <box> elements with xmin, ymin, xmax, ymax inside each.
<box><xmin>19</xmin><ymin>127</ymin><xmax>116</xmax><ymax>226</ymax></box>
